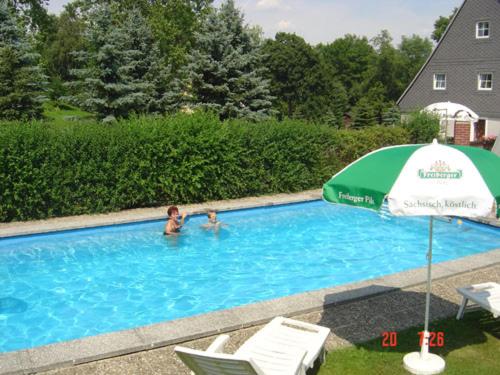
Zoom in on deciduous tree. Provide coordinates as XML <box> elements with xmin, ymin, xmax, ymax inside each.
<box><xmin>399</xmin><ymin>34</ymin><xmax>432</xmax><ymax>86</ymax></box>
<box><xmin>317</xmin><ymin>35</ymin><xmax>375</xmax><ymax>105</ymax></box>
<box><xmin>431</xmin><ymin>7</ymin><xmax>457</xmax><ymax>42</ymax></box>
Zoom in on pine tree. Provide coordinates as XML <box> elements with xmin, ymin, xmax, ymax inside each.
<box><xmin>352</xmin><ymin>98</ymin><xmax>377</xmax><ymax>128</ymax></box>
<box><xmin>382</xmin><ymin>104</ymin><xmax>401</xmax><ymax>126</ymax></box>
<box><xmin>172</xmin><ymin>0</ymin><xmax>274</xmax><ymax>120</ymax></box>
<box><xmin>0</xmin><ymin>0</ymin><xmax>46</xmax><ymax>120</ymax></box>
<box><xmin>328</xmin><ymin>81</ymin><xmax>348</xmax><ymax>128</ymax></box>
<box><xmin>65</xmin><ymin>6</ymin><xmax>167</xmax><ymax>120</ymax></box>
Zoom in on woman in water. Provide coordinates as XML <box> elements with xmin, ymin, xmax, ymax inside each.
<box><xmin>164</xmin><ymin>206</ymin><xmax>188</xmax><ymax>235</ymax></box>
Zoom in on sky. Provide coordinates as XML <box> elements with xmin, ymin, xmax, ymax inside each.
<box><xmin>47</xmin><ymin>0</ymin><xmax>463</xmax><ymax>45</ymax></box>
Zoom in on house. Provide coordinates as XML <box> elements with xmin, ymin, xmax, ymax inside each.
<box><xmin>397</xmin><ymin>0</ymin><xmax>500</xmax><ymax>144</ymax></box>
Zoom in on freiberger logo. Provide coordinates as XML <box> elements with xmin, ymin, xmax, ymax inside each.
<box><xmin>418</xmin><ymin>160</ymin><xmax>462</xmax><ymax>179</ymax></box>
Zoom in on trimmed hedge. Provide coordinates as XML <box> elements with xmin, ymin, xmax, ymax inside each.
<box><xmin>0</xmin><ymin>113</ymin><xmax>409</xmax><ymax>222</ymax></box>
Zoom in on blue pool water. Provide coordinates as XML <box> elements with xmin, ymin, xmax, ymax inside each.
<box><xmin>1</xmin><ymin>200</ymin><xmax>499</xmax><ymax>352</ymax></box>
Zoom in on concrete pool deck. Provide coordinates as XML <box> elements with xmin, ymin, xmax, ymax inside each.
<box><xmin>0</xmin><ymin>190</ymin><xmax>323</xmax><ymax>238</ymax></box>
<box><xmin>0</xmin><ymin>190</ymin><xmax>499</xmax><ymax>374</ymax></box>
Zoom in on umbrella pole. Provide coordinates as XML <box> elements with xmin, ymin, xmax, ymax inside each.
<box><xmin>421</xmin><ymin>215</ymin><xmax>434</xmax><ymax>359</ymax></box>
<box><xmin>403</xmin><ymin>216</ymin><xmax>444</xmax><ymax>374</ymax></box>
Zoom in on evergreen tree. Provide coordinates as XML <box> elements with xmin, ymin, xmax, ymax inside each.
<box><xmin>363</xmin><ymin>82</ymin><xmax>390</xmax><ymax>124</ymax></box>
<box><xmin>119</xmin><ymin>8</ymin><xmax>171</xmax><ymax>114</ymax></box>
<box><xmin>327</xmin><ymin>80</ymin><xmax>348</xmax><ymax>128</ymax></box>
<box><xmin>65</xmin><ymin>6</ymin><xmax>167</xmax><ymax>120</ymax></box>
<box><xmin>382</xmin><ymin>104</ymin><xmax>401</xmax><ymax>126</ymax></box>
<box><xmin>352</xmin><ymin>98</ymin><xmax>377</xmax><ymax>128</ymax></box>
<box><xmin>0</xmin><ymin>0</ymin><xmax>46</xmax><ymax>120</ymax></box>
<box><xmin>172</xmin><ymin>0</ymin><xmax>274</xmax><ymax>120</ymax></box>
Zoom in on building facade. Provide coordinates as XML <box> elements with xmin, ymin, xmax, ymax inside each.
<box><xmin>398</xmin><ymin>0</ymin><xmax>500</xmax><ymax>141</ymax></box>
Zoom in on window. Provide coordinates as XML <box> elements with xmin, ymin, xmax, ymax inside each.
<box><xmin>476</xmin><ymin>21</ymin><xmax>490</xmax><ymax>38</ymax></box>
<box><xmin>433</xmin><ymin>73</ymin><xmax>446</xmax><ymax>90</ymax></box>
<box><xmin>478</xmin><ymin>73</ymin><xmax>492</xmax><ymax>90</ymax></box>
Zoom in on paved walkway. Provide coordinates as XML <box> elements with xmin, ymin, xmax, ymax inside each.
<box><xmin>0</xmin><ymin>190</ymin><xmax>322</xmax><ymax>238</ymax></box>
<box><xmin>39</xmin><ymin>264</ymin><xmax>499</xmax><ymax>375</ymax></box>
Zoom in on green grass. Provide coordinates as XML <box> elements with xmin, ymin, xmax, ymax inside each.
<box><xmin>43</xmin><ymin>101</ymin><xmax>95</xmax><ymax>125</ymax></box>
<box><xmin>318</xmin><ymin>311</ymin><xmax>500</xmax><ymax>375</ymax></box>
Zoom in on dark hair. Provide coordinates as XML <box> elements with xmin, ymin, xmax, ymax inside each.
<box><xmin>167</xmin><ymin>206</ymin><xmax>179</xmax><ymax>217</ymax></box>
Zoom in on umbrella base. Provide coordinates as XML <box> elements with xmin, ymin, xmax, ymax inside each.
<box><xmin>403</xmin><ymin>352</ymin><xmax>445</xmax><ymax>375</ymax></box>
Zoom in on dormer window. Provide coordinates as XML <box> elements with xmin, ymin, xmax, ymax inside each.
<box><xmin>476</xmin><ymin>21</ymin><xmax>490</xmax><ymax>38</ymax></box>
<box><xmin>433</xmin><ymin>73</ymin><xmax>446</xmax><ymax>90</ymax></box>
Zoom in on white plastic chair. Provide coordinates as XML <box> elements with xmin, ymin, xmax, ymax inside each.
<box><xmin>175</xmin><ymin>317</ymin><xmax>330</xmax><ymax>375</ymax></box>
<box><xmin>456</xmin><ymin>282</ymin><xmax>500</xmax><ymax>319</ymax></box>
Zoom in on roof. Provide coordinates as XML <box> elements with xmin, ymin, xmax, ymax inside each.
<box><xmin>397</xmin><ymin>0</ymin><xmax>467</xmax><ymax>105</ymax></box>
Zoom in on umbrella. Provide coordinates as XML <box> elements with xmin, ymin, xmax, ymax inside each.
<box><xmin>424</xmin><ymin>102</ymin><xmax>479</xmax><ymax>121</ymax></box>
<box><xmin>323</xmin><ymin>139</ymin><xmax>500</xmax><ymax>374</ymax></box>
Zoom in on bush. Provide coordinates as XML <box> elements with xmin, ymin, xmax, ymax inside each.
<box><xmin>0</xmin><ymin>113</ymin><xmax>410</xmax><ymax>222</ymax></box>
<box><xmin>402</xmin><ymin>110</ymin><xmax>440</xmax><ymax>143</ymax></box>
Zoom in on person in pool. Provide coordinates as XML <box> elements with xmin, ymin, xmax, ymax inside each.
<box><xmin>164</xmin><ymin>206</ymin><xmax>188</xmax><ymax>235</ymax></box>
<box><xmin>201</xmin><ymin>210</ymin><xmax>226</xmax><ymax>230</ymax></box>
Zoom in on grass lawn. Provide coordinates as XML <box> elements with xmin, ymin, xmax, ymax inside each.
<box><xmin>43</xmin><ymin>102</ymin><xmax>95</xmax><ymax>125</ymax></box>
<box><xmin>318</xmin><ymin>311</ymin><xmax>500</xmax><ymax>374</ymax></box>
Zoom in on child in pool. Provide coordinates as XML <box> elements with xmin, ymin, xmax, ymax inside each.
<box><xmin>201</xmin><ymin>210</ymin><xmax>226</xmax><ymax>230</ymax></box>
<box><xmin>164</xmin><ymin>206</ymin><xmax>188</xmax><ymax>235</ymax></box>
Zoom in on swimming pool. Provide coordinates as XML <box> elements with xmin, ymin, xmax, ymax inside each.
<box><xmin>1</xmin><ymin>200</ymin><xmax>499</xmax><ymax>352</ymax></box>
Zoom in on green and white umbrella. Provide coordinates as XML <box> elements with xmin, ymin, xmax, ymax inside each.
<box><xmin>323</xmin><ymin>139</ymin><xmax>500</xmax><ymax>375</ymax></box>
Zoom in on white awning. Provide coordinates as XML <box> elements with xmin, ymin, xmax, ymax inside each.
<box><xmin>424</xmin><ymin>102</ymin><xmax>479</xmax><ymax>121</ymax></box>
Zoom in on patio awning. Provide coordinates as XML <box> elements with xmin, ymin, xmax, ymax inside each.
<box><xmin>424</xmin><ymin>102</ymin><xmax>479</xmax><ymax>121</ymax></box>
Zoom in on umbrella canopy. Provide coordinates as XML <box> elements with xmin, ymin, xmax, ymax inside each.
<box><xmin>424</xmin><ymin>102</ymin><xmax>479</xmax><ymax>121</ymax></box>
<box><xmin>323</xmin><ymin>140</ymin><xmax>499</xmax><ymax>218</ymax></box>
<box><xmin>323</xmin><ymin>139</ymin><xmax>500</xmax><ymax>374</ymax></box>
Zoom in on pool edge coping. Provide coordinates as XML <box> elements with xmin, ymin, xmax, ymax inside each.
<box><xmin>1</xmin><ymin>248</ymin><xmax>500</xmax><ymax>375</ymax></box>
<box><xmin>0</xmin><ymin>190</ymin><xmax>324</xmax><ymax>239</ymax></box>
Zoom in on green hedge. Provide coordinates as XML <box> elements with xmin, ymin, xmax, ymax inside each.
<box><xmin>0</xmin><ymin>113</ymin><xmax>409</xmax><ymax>222</ymax></box>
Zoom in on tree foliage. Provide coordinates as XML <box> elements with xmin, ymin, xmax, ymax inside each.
<box><xmin>0</xmin><ymin>0</ymin><xmax>46</xmax><ymax>120</ymax></box>
<box><xmin>70</xmin><ymin>0</ymin><xmax>213</xmax><ymax>68</ymax></box>
<box><xmin>6</xmin><ymin>0</ymin><xmax>50</xmax><ymax>31</ymax></box>
<box><xmin>263</xmin><ymin>32</ymin><xmax>347</xmax><ymax>123</ymax></box>
<box><xmin>402</xmin><ymin>110</ymin><xmax>440</xmax><ymax>143</ymax></box>
<box><xmin>352</xmin><ymin>97</ymin><xmax>377</xmax><ymax>128</ymax></box>
<box><xmin>4</xmin><ymin>0</ymin><xmax>436</xmax><ymax>126</ymax></box>
<box><xmin>318</xmin><ymin>34</ymin><xmax>375</xmax><ymax>105</ymax></box>
<box><xmin>368</xmin><ymin>30</ymin><xmax>405</xmax><ymax>102</ymax></box>
<box><xmin>399</xmin><ymin>34</ymin><xmax>433</xmax><ymax>85</ymax></box>
<box><xmin>382</xmin><ymin>104</ymin><xmax>401</xmax><ymax>126</ymax></box>
<box><xmin>40</xmin><ymin>6</ymin><xmax>85</xmax><ymax>98</ymax></box>
<box><xmin>65</xmin><ymin>5</ymin><xmax>166</xmax><ymax>120</ymax></box>
<box><xmin>173</xmin><ymin>0</ymin><xmax>274</xmax><ymax>120</ymax></box>
<box><xmin>431</xmin><ymin>7</ymin><xmax>457</xmax><ymax>42</ymax></box>
<box><xmin>263</xmin><ymin>32</ymin><xmax>322</xmax><ymax>118</ymax></box>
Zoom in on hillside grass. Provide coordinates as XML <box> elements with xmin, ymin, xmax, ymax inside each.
<box><xmin>43</xmin><ymin>101</ymin><xmax>95</xmax><ymax>125</ymax></box>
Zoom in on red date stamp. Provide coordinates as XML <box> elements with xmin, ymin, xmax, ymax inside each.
<box><xmin>382</xmin><ymin>331</ymin><xmax>397</xmax><ymax>347</ymax></box>
<box><xmin>382</xmin><ymin>331</ymin><xmax>445</xmax><ymax>348</ymax></box>
<box><xmin>418</xmin><ymin>331</ymin><xmax>445</xmax><ymax>347</ymax></box>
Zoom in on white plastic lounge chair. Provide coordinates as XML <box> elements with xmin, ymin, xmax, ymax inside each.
<box><xmin>175</xmin><ymin>317</ymin><xmax>330</xmax><ymax>375</ymax></box>
<box><xmin>456</xmin><ymin>282</ymin><xmax>500</xmax><ymax>319</ymax></box>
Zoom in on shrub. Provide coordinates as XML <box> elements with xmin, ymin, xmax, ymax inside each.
<box><xmin>0</xmin><ymin>113</ymin><xmax>409</xmax><ymax>222</ymax></box>
<box><xmin>402</xmin><ymin>110</ymin><xmax>440</xmax><ymax>143</ymax></box>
